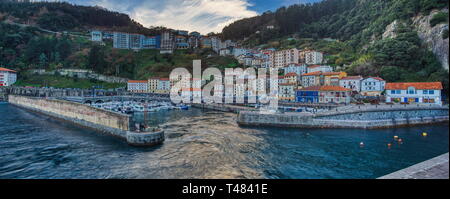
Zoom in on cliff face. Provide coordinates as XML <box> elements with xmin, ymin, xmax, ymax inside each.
<box><xmin>412</xmin><ymin>9</ymin><xmax>449</xmax><ymax>71</ymax></box>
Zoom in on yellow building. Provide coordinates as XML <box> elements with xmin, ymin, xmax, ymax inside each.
<box><xmin>301</xmin><ymin>71</ymin><xmax>347</xmax><ymax>87</ymax></box>
<box><xmin>148</xmin><ymin>77</ymin><xmax>160</xmax><ymax>93</ymax></box>
<box><xmin>284</xmin><ymin>72</ymin><xmax>300</xmax><ymax>85</ymax></box>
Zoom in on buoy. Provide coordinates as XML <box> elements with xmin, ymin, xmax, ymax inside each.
<box><xmin>398</xmin><ymin>138</ymin><xmax>403</xmax><ymax>144</ymax></box>
<box><xmin>360</xmin><ymin>142</ymin><xmax>365</xmax><ymax>147</ymax></box>
<box><xmin>422</xmin><ymin>132</ymin><xmax>428</xmax><ymax>137</ymax></box>
<box><xmin>394</xmin><ymin>136</ymin><xmax>399</xmax><ymax>140</ymax></box>
<box><xmin>387</xmin><ymin>143</ymin><xmax>392</xmax><ymax>148</ymax></box>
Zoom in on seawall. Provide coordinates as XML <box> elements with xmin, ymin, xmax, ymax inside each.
<box><xmin>237</xmin><ymin>105</ymin><xmax>449</xmax><ymax>129</ymax></box>
<box><xmin>8</xmin><ymin>95</ymin><xmax>164</xmax><ymax>146</ymax></box>
<box><xmin>191</xmin><ymin>103</ymin><xmax>257</xmax><ymax>113</ymax></box>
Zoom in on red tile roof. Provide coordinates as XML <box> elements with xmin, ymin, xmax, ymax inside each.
<box><xmin>302</xmin><ymin>71</ymin><xmax>342</xmax><ymax>76</ymax></box>
<box><xmin>0</xmin><ymin>67</ymin><xmax>16</xmax><ymax>73</ymax></box>
<box><xmin>307</xmin><ymin>65</ymin><xmax>322</xmax><ymax>68</ymax></box>
<box><xmin>284</xmin><ymin>72</ymin><xmax>298</xmax><ymax>77</ymax></box>
<box><xmin>299</xmin><ymin>85</ymin><xmax>351</xmax><ymax>92</ymax></box>
<box><xmin>365</xmin><ymin>77</ymin><xmax>385</xmax><ymax>81</ymax></box>
<box><xmin>159</xmin><ymin>78</ymin><xmax>170</xmax><ymax>81</ymax></box>
<box><xmin>341</xmin><ymin>76</ymin><xmax>363</xmax><ymax>80</ymax></box>
<box><xmin>385</xmin><ymin>82</ymin><xmax>443</xmax><ymax>90</ymax></box>
<box><xmin>128</xmin><ymin>80</ymin><xmax>148</xmax><ymax>83</ymax></box>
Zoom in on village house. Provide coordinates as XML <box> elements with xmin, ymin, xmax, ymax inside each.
<box><xmin>0</xmin><ymin>67</ymin><xmax>17</xmax><ymax>86</ymax></box>
<box><xmin>339</xmin><ymin>76</ymin><xmax>363</xmax><ymax>93</ymax></box>
<box><xmin>127</xmin><ymin>80</ymin><xmax>149</xmax><ymax>93</ymax></box>
<box><xmin>296</xmin><ymin>85</ymin><xmax>352</xmax><ymax>104</ymax></box>
<box><xmin>157</xmin><ymin>78</ymin><xmax>171</xmax><ymax>94</ymax></box>
<box><xmin>385</xmin><ymin>82</ymin><xmax>443</xmax><ymax>105</ymax></box>
<box><xmin>284</xmin><ymin>72</ymin><xmax>300</xmax><ymax>85</ymax></box>
<box><xmin>307</xmin><ymin>65</ymin><xmax>333</xmax><ymax>73</ymax></box>
<box><xmin>284</xmin><ymin>63</ymin><xmax>307</xmax><ymax>76</ymax></box>
<box><xmin>274</xmin><ymin>48</ymin><xmax>300</xmax><ymax>68</ymax></box>
<box><xmin>301</xmin><ymin>71</ymin><xmax>347</xmax><ymax>87</ymax></box>
<box><xmin>303</xmin><ymin>51</ymin><xmax>324</xmax><ymax>65</ymax></box>
<box><xmin>148</xmin><ymin>77</ymin><xmax>160</xmax><ymax>93</ymax></box>
<box><xmin>279</xmin><ymin>83</ymin><xmax>296</xmax><ymax>102</ymax></box>
<box><xmin>360</xmin><ymin>77</ymin><xmax>386</xmax><ymax>96</ymax></box>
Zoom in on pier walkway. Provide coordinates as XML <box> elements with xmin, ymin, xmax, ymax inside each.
<box><xmin>378</xmin><ymin>153</ymin><xmax>449</xmax><ymax>179</ymax></box>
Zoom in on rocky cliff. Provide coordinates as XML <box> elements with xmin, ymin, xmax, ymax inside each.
<box><xmin>412</xmin><ymin>9</ymin><xmax>449</xmax><ymax>71</ymax></box>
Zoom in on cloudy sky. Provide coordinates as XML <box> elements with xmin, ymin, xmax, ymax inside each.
<box><xmin>58</xmin><ymin>0</ymin><xmax>322</xmax><ymax>34</ymax></box>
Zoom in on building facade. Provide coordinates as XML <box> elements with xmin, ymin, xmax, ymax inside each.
<box><xmin>360</xmin><ymin>77</ymin><xmax>386</xmax><ymax>96</ymax></box>
<box><xmin>301</xmin><ymin>71</ymin><xmax>347</xmax><ymax>87</ymax></box>
<box><xmin>113</xmin><ymin>32</ymin><xmax>130</xmax><ymax>49</ymax></box>
<box><xmin>307</xmin><ymin>65</ymin><xmax>333</xmax><ymax>73</ymax></box>
<box><xmin>304</xmin><ymin>51</ymin><xmax>323</xmax><ymax>65</ymax></box>
<box><xmin>284</xmin><ymin>64</ymin><xmax>307</xmax><ymax>76</ymax></box>
<box><xmin>90</xmin><ymin>30</ymin><xmax>102</xmax><ymax>42</ymax></box>
<box><xmin>296</xmin><ymin>86</ymin><xmax>351</xmax><ymax>104</ymax></box>
<box><xmin>274</xmin><ymin>48</ymin><xmax>299</xmax><ymax>68</ymax></box>
<box><xmin>0</xmin><ymin>67</ymin><xmax>17</xmax><ymax>86</ymax></box>
<box><xmin>385</xmin><ymin>82</ymin><xmax>443</xmax><ymax>105</ymax></box>
<box><xmin>127</xmin><ymin>80</ymin><xmax>149</xmax><ymax>93</ymax></box>
<box><xmin>160</xmin><ymin>31</ymin><xmax>175</xmax><ymax>54</ymax></box>
<box><xmin>279</xmin><ymin>83</ymin><xmax>296</xmax><ymax>102</ymax></box>
<box><xmin>339</xmin><ymin>76</ymin><xmax>363</xmax><ymax>92</ymax></box>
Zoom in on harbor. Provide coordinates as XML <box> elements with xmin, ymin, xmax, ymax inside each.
<box><xmin>0</xmin><ymin>102</ymin><xmax>448</xmax><ymax>179</ymax></box>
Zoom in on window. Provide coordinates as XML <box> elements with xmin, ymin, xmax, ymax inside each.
<box><xmin>407</xmin><ymin>87</ymin><xmax>416</xmax><ymax>95</ymax></box>
<box><xmin>429</xmin><ymin>90</ymin><xmax>435</xmax><ymax>95</ymax></box>
<box><xmin>423</xmin><ymin>90</ymin><xmax>428</xmax><ymax>94</ymax></box>
<box><xmin>391</xmin><ymin>90</ymin><xmax>396</xmax><ymax>94</ymax></box>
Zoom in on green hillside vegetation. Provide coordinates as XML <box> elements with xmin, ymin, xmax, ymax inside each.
<box><xmin>223</xmin><ymin>0</ymin><xmax>449</xmax><ymax>95</ymax></box>
<box><xmin>0</xmin><ymin>21</ymin><xmax>241</xmax><ymax>88</ymax></box>
<box><xmin>15</xmin><ymin>73</ymin><xmax>125</xmax><ymax>89</ymax></box>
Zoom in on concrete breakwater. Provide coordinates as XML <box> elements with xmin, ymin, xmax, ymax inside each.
<box><xmin>237</xmin><ymin>105</ymin><xmax>449</xmax><ymax>129</ymax></box>
<box><xmin>8</xmin><ymin>95</ymin><xmax>164</xmax><ymax>146</ymax></box>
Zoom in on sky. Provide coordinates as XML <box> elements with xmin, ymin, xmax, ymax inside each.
<box><xmin>51</xmin><ymin>0</ymin><xmax>322</xmax><ymax>34</ymax></box>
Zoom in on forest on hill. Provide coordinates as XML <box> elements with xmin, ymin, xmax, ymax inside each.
<box><xmin>0</xmin><ymin>1</ymin><xmax>164</xmax><ymax>34</ymax></box>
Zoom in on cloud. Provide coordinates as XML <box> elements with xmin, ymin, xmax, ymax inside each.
<box><xmin>83</xmin><ymin>0</ymin><xmax>258</xmax><ymax>34</ymax></box>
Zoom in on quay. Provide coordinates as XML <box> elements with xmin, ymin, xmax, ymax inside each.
<box><xmin>7</xmin><ymin>95</ymin><xmax>164</xmax><ymax>147</ymax></box>
<box><xmin>237</xmin><ymin>104</ymin><xmax>449</xmax><ymax>129</ymax></box>
<box><xmin>191</xmin><ymin>103</ymin><xmax>257</xmax><ymax>113</ymax></box>
<box><xmin>378</xmin><ymin>153</ymin><xmax>449</xmax><ymax>179</ymax></box>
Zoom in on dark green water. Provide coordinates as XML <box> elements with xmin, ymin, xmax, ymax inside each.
<box><xmin>0</xmin><ymin>104</ymin><xmax>448</xmax><ymax>179</ymax></box>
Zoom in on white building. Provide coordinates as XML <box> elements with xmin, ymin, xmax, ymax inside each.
<box><xmin>157</xmin><ymin>78</ymin><xmax>171</xmax><ymax>94</ymax></box>
<box><xmin>113</xmin><ymin>32</ymin><xmax>130</xmax><ymax>49</ymax></box>
<box><xmin>360</xmin><ymin>77</ymin><xmax>386</xmax><ymax>96</ymax></box>
<box><xmin>160</xmin><ymin>31</ymin><xmax>175</xmax><ymax>54</ymax></box>
<box><xmin>307</xmin><ymin>65</ymin><xmax>333</xmax><ymax>73</ymax></box>
<box><xmin>0</xmin><ymin>67</ymin><xmax>17</xmax><ymax>86</ymax></box>
<box><xmin>284</xmin><ymin>63</ymin><xmax>307</xmax><ymax>76</ymax></box>
<box><xmin>274</xmin><ymin>48</ymin><xmax>299</xmax><ymax>68</ymax></box>
<box><xmin>304</xmin><ymin>51</ymin><xmax>323</xmax><ymax>65</ymax></box>
<box><xmin>339</xmin><ymin>76</ymin><xmax>363</xmax><ymax>92</ymax></box>
<box><xmin>385</xmin><ymin>82</ymin><xmax>443</xmax><ymax>105</ymax></box>
<box><xmin>127</xmin><ymin>80</ymin><xmax>149</xmax><ymax>93</ymax></box>
<box><xmin>233</xmin><ymin>48</ymin><xmax>249</xmax><ymax>57</ymax></box>
<box><xmin>219</xmin><ymin>48</ymin><xmax>231</xmax><ymax>56</ymax></box>
<box><xmin>91</xmin><ymin>30</ymin><xmax>102</xmax><ymax>42</ymax></box>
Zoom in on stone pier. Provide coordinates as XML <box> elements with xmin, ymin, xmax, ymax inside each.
<box><xmin>378</xmin><ymin>153</ymin><xmax>449</xmax><ymax>179</ymax></box>
<box><xmin>8</xmin><ymin>95</ymin><xmax>164</xmax><ymax>147</ymax></box>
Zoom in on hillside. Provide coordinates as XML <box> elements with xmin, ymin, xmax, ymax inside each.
<box><xmin>0</xmin><ymin>1</ymin><xmax>164</xmax><ymax>34</ymax></box>
<box><xmin>223</xmin><ymin>0</ymin><xmax>449</xmax><ymax>94</ymax></box>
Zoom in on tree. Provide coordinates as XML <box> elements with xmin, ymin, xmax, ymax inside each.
<box><xmin>88</xmin><ymin>45</ymin><xmax>106</xmax><ymax>73</ymax></box>
<box><xmin>39</xmin><ymin>53</ymin><xmax>48</xmax><ymax>69</ymax></box>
